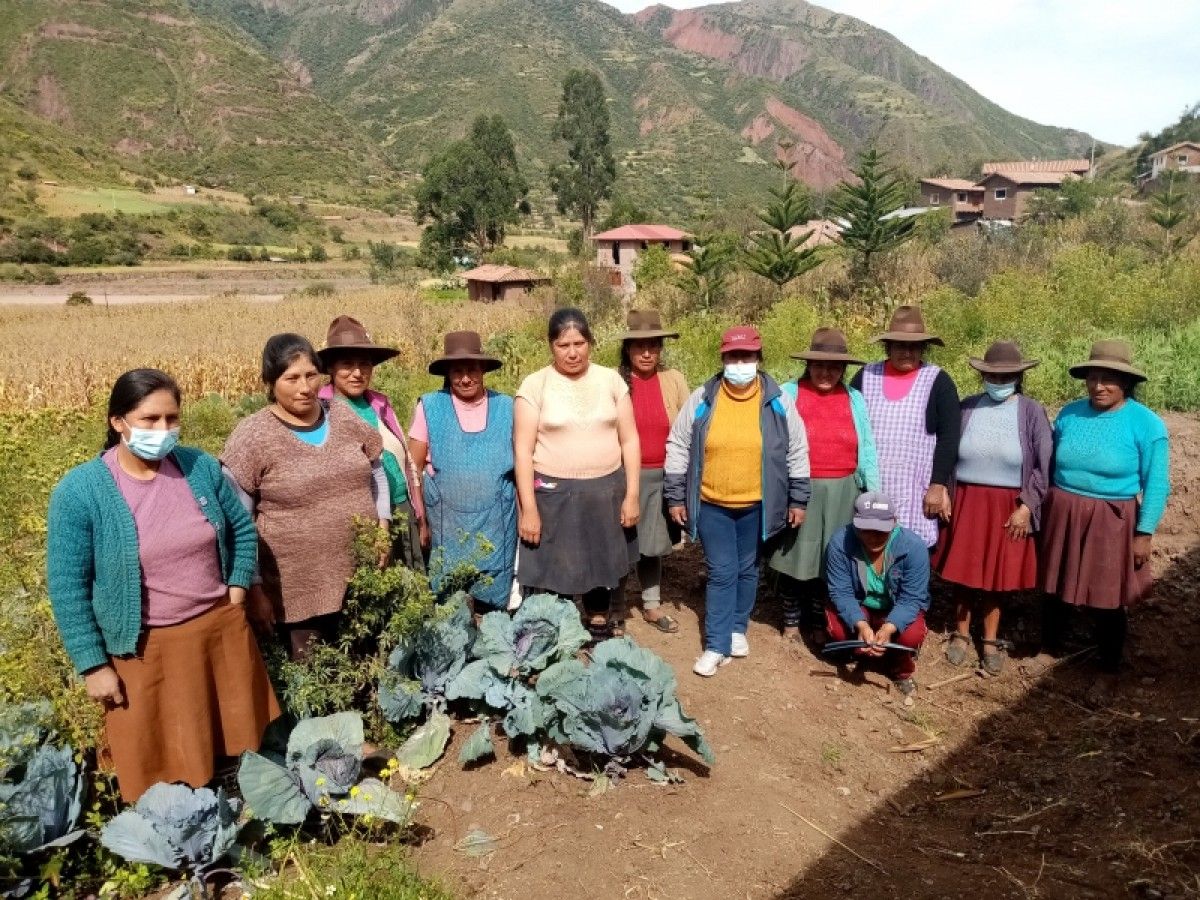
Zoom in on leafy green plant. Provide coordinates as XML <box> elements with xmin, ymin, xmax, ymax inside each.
<box><xmin>237</xmin><ymin>712</ymin><xmax>414</xmax><ymax>828</ymax></box>
<box><xmin>100</xmin><ymin>783</ymin><xmax>239</xmax><ymax>878</ymax></box>
<box><xmin>536</xmin><ymin>637</ymin><xmax>715</xmax><ymax>778</ymax></box>
<box><xmin>0</xmin><ymin>744</ymin><xmax>85</xmax><ymax>854</ymax></box>
<box><xmin>377</xmin><ymin>594</ymin><xmax>475</xmax><ymax>724</ymax></box>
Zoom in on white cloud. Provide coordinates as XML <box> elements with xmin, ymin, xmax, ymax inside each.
<box><xmin>602</xmin><ymin>0</ymin><xmax>1200</xmax><ymax>145</ymax></box>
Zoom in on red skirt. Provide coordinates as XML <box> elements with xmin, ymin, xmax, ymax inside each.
<box><xmin>933</xmin><ymin>483</ymin><xmax>1037</xmax><ymax>592</ymax></box>
<box><xmin>1038</xmin><ymin>487</ymin><xmax>1151</xmax><ymax>609</ymax></box>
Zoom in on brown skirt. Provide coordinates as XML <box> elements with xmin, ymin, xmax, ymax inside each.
<box><xmin>103</xmin><ymin>600</ymin><xmax>280</xmax><ymax>802</ymax></box>
<box><xmin>1038</xmin><ymin>487</ymin><xmax>1152</xmax><ymax>610</ymax></box>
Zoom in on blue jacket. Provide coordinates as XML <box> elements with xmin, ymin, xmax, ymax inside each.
<box><xmin>663</xmin><ymin>371</ymin><xmax>811</xmax><ymax>542</ymax></box>
<box><xmin>779</xmin><ymin>380</ymin><xmax>880</xmax><ymax>491</ymax></box>
<box><xmin>824</xmin><ymin>524</ymin><xmax>930</xmax><ymax>633</ymax></box>
<box><xmin>47</xmin><ymin>447</ymin><xmax>257</xmax><ymax>674</ymax></box>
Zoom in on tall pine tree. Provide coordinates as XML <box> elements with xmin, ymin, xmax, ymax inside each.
<box><xmin>743</xmin><ymin>158</ymin><xmax>822</xmax><ymax>292</ymax></box>
<box><xmin>827</xmin><ymin>148</ymin><xmax>914</xmax><ymax>282</ymax></box>
<box><xmin>550</xmin><ymin>70</ymin><xmax>616</xmax><ymax>239</ymax></box>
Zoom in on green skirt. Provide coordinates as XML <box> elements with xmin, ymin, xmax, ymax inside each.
<box><xmin>768</xmin><ymin>475</ymin><xmax>860</xmax><ymax>582</ymax></box>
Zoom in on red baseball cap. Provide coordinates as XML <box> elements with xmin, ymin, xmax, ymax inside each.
<box><xmin>720</xmin><ymin>325</ymin><xmax>763</xmax><ymax>354</ymax></box>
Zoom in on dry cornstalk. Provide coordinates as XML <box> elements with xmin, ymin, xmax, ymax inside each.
<box><xmin>779</xmin><ymin>802</ymin><xmax>889</xmax><ymax>875</ymax></box>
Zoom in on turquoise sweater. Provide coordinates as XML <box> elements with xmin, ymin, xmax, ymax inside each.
<box><xmin>46</xmin><ymin>446</ymin><xmax>257</xmax><ymax>674</ymax></box>
<box><xmin>1052</xmin><ymin>398</ymin><xmax>1170</xmax><ymax>533</ymax></box>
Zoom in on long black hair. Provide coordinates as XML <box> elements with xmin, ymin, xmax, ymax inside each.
<box><xmin>547</xmin><ymin>307</ymin><xmax>594</xmax><ymax>344</ymax></box>
<box><xmin>104</xmin><ymin>368</ymin><xmax>181</xmax><ymax>449</ymax></box>
<box><xmin>261</xmin><ymin>333</ymin><xmax>321</xmax><ymax>402</ymax></box>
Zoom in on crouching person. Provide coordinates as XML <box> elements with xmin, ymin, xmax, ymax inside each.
<box><xmin>824</xmin><ymin>492</ymin><xmax>929</xmax><ymax>696</ymax></box>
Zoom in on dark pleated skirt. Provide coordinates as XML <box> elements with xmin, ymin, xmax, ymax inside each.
<box><xmin>933</xmin><ymin>483</ymin><xmax>1038</xmax><ymax>592</ymax></box>
<box><xmin>637</xmin><ymin>467</ymin><xmax>678</xmax><ymax>559</ymax></box>
<box><xmin>518</xmin><ymin>469</ymin><xmax>637</xmax><ymax>595</ymax></box>
<box><xmin>1038</xmin><ymin>487</ymin><xmax>1152</xmax><ymax>609</ymax></box>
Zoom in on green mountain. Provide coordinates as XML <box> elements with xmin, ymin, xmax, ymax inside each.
<box><xmin>0</xmin><ymin>0</ymin><xmax>392</xmax><ymax>195</ymax></box>
<box><xmin>2</xmin><ymin>0</ymin><xmax>1100</xmax><ymax>216</ymax></box>
<box><xmin>187</xmin><ymin>0</ymin><xmax>1097</xmax><ymax>216</ymax></box>
<box><xmin>635</xmin><ymin>0</ymin><xmax>1098</xmax><ymax>179</ymax></box>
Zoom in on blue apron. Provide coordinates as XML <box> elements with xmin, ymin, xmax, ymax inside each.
<box><xmin>421</xmin><ymin>390</ymin><xmax>517</xmax><ymax>608</ymax></box>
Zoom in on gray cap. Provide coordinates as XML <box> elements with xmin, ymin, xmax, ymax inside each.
<box><xmin>853</xmin><ymin>492</ymin><xmax>897</xmax><ymax>532</ymax></box>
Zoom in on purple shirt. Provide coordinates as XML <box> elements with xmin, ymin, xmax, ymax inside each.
<box><xmin>104</xmin><ymin>448</ymin><xmax>226</xmax><ymax>626</ymax></box>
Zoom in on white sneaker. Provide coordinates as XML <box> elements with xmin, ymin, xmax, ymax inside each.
<box><xmin>730</xmin><ymin>633</ymin><xmax>750</xmax><ymax>657</ymax></box>
<box><xmin>693</xmin><ymin>650</ymin><xmax>731</xmax><ymax>677</ymax></box>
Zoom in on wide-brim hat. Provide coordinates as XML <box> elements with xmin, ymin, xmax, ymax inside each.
<box><xmin>317</xmin><ymin>315</ymin><xmax>399</xmax><ymax>365</ymax></box>
<box><xmin>969</xmin><ymin>340</ymin><xmax>1040</xmax><ymax>375</ymax></box>
<box><xmin>621</xmin><ymin>309</ymin><xmax>679</xmax><ymax>341</ymax></box>
<box><xmin>1068</xmin><ymin>339</ymin><xmax>1147</xmax><ymax>382</ymax></box>
<box><xmin>791</xmin><ymin>327</ymin><xmax>864</xmax><ymax>365</ymax></box>
<box><xmin>428</xmin><ymin>330</ymin><xmax>502</xmax><ymax>376</ymax></box>
<box><xmin>872</xmin><ymin>305</ymin><xmax>944</xmax><ymax>346</ymax></box>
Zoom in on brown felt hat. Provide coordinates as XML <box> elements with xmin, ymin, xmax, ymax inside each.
<box><xmin>317</xmin><ymin>315</ymin><xmax>399</xmax><ymax>365</ymax></box>
<box><xmin>872</xmin><ymin>305</ymin><xmax>944</xmax><ymax>346</ymax></box>
<box><xmin>791</xmin><ymin>327</ymin><xmax>865</xmax><ymax>365</ymax></box>
<box><xmin>1068</xmin><ymin>339</ymin><xmax>1147</xmax><ymax>382</ymax></box>
<box><xmin>969</xmin><ymin>341</ymin><xmax>1040</xmax><ymax>375</ymax></box>
<box><xmin>621</xmin><ymin>309</ymin><xmax>679</xmax><ymax>341</ymax></box>
<box><xmin>428</xmin><ymin>331</ymin><xmax>502</xmax><ymax>376</ymax></box>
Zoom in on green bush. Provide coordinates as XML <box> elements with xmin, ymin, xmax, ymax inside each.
<box><xmin>65</xmin><ymin>290</ymin><xmax>93</xmax><ymax>306</ymax></box>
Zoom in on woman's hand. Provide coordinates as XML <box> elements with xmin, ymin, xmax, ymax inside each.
<box><xmin>924</xmin><ymin>484</ymin><xmax>952</xmax><ymax>522</ymax></box>
<box><xmin>519</xmin><ymin>507</ymin><xmax>542</xmax><ymax>546</ymax></box>
<box><xmin>788</xmin><ymin>507</ymin><xmax>806</xmax><ymax>528</ymax></box>
<box><xmin>1004</xmin><ymin>505</ymin><xmax>1032</xmax><ymax>541</ymax></box>
<box><xmin>669</xmin><ymin>505</ymin><xmax>688</xmax><ymax>527</ymax></box>
<box><xmin>84</xmin><ymin>665</ymin><xmax>124</xmax><ymax>706</ymax></box>
<box><xmin>228</xmin><ymin>585</ymin><xmax>247</xmax><ymax>606</ymax></box>
<box><xmin>854</xmin><ymin>621</ymin><xmax>883</xmax><ymax>656</ymax></box>
<box><xmin>620</xmin><ymin>494</ymin><xmax>640</xmax><ymax>528</ymax></box>
<box><xmin>1133</xmin><ymin>533</ymin><xmax>1153</xmax><ymax>569</ymax></box>
<box><xmin>419</xmin><ymin>519</ymin><xmax>431</xmax><ymax>551</ymax></box>
<box><xmin>244</xmin><ymin>584</ymin><xmax>276</xmax><ymax>634</ymax></box>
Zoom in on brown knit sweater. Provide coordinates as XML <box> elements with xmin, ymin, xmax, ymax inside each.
<box><xmin>221</xmin><ymin>401</ymin><xmax>382</xmax><ymax>623</ymax></box>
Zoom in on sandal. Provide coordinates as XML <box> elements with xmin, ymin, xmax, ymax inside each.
<box><xmin>586</xmin><ymin>615</ymin><xmax>612</xmax><ymax>642</ymax></box>
<box><xmin>979</xmin><ymin>638</ymin><xmax>1012</xmax><ymax>676</ymax></box>
<box><xmin>643</xmin><ymin>612</ymin><xmax>680</xmax><ymax>634</ymax></box>
<box><xmin>609</xmin><ymin>619</ymin><xmax>626</xmax><ymax>639</ymax></box>
<box><xmin>945</xmin><ymin>632</ymin><xmax>972</xmax><ymax>668</ymax></box>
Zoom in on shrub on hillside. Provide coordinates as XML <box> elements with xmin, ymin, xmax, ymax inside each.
<box><xmin>65</xmin><ymin>291</ymin><xmax>93</xmax><ymax>306</ymax></box>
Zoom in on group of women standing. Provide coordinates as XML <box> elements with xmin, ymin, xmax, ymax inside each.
<box><xmin>45</xmin><ymin>303</ymin><xmax>1170</xmax><ymax>801</ymax></box>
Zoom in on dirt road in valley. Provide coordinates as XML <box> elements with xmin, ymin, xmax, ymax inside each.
<box><xmin>407</xmin><ymin>413</ymin><xmax>1200</xmax><ymax>900</ymax></box>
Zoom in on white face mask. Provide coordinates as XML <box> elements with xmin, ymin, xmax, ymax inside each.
<box><xmin>723</xmin><ymin>362</ymin><xmax>758</xmax><ymax>387</ymax></box>
<box><xmin>984</xmin><ymin>381</ymin><xmax>1016</xmax><ymax>402</ymax></box>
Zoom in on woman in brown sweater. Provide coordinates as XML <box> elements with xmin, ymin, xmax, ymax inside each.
<box><xmin>222</xmin><ymin>333</ymin><xmax>389</xmax><ymax>660</ymax></box>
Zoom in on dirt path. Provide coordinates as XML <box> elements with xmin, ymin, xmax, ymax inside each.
<box><xmin>407</xmin><ymin>414</ymin><xmax>1200</xmax><ymax>900</ymax></box>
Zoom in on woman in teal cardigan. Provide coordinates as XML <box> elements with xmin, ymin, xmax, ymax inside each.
<box><xmin>47</xmin><ymin>369</ymin><xmax>279</xmax><ymax>801</ymax></box>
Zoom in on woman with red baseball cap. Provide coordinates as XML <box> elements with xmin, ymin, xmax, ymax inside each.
<box><xmin>664</xmin><ymin>325</ymin><xmax>811</xmax><ymax>677</ymax></box>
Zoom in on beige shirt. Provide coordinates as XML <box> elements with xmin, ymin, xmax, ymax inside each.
<box><xmin>517</xmin><ymin>363</ymin><xmax>629</xmax><ymax>479</ymax></box>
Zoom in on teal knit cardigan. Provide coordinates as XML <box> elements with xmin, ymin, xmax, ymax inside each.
<box><xmin>46</xmin><ymin>446</ymin><xmax>257</xmax><ymax>674</ymax></box>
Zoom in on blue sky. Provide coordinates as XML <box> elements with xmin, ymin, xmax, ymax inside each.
<box><xmin>602</xmin><ymin>0</ymin><xmax>1200</xmax><ymax>146</ymax></box>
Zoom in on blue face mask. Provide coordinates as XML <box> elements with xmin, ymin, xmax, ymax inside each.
<box><xmin>984</xmin><ymin>381</ymin><xmax>1016</xmax><ymax>403</ymax></box>
<box><xmin>723</xmin><ymin>362</ymin><xmax>758</xmax><ymax>387</ymax></box>
<box><xmin>123</xmin><ymin>423</ymin><xmax>180</xmax><ymax>461</ymax></box>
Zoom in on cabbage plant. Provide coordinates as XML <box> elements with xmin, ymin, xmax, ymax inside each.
<box><xmin>377</xmin><ymin>594</ymin><xmax>475</xmax><ymax>723</ymax></box>
<box><xmin>237</xmin><ymin>712</ymin><xmax>414</xmax><ymax>826</ymax></box>
<box><xmin>537</xmin><ymin>638</ymin><xmax>715</xmax><ymax>773</ymax></box>
<box><xmin>0</xmin><ymin>744</ymin><xmax>84</xmax><ymax>854</ymax></box>
<box><xmin>100</xmin><ymin>783</ymin><xmax>239</xmax><ymax>875</ymax></box>
<box><xmin>444</xmin><ymin>594</ymin><xmax>587</xmax><ymax>761</ymax></box>
<box><xmin>0</xmin><ymin>701</ymin><xmax>52</xmax><ymax>779</ymax></box>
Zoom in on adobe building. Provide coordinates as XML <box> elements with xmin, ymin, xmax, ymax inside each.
<box><xmin>592</xmin><ymin>224</ymin><xmax>691</xmax><ymax>294</ymax></box>
<box><xmin>462</xmin><ymin>264</ymin><xmax>550</xmax><ymax>303</ymax></box>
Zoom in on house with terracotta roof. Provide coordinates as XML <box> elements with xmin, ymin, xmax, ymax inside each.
<box><xmin>592</xmin><ymin>224</ymin><xmax>692</xmax><ymax>294</ymax></box>
<box><xmin>918</xmin><ymin>178</ymin><xmax>985</xmax><ymax>223</ymax></box>
<box><xmin>1148</xmin><ymin>141</ymin><xmax>1200</xmax><ymax>180</ymax></box>
<box><xmin>461</xmin><ymin>264</ymin><xmax>550</xmax><ymax>303</ymax></box>
<box><xmin>980</xmin><ymin>159</ymin><xmax>1092</xmax><ymax>177</ymax></box>
<box><xmin>978</xmin><ymin>171</ymin><xmax>1078</xmax><ymax>221</ymax></box>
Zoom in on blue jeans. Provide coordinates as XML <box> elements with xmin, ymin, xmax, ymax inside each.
<box><xmin>697</xmin><ymin>501</ymin><xmax>762</xmax><ymax>655</ymax></box>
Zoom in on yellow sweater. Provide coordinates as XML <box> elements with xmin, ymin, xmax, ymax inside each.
<box><xmin>700</xmin><ymin>380</ymin><xmax>763</xmax><ymax>506</ymax></box>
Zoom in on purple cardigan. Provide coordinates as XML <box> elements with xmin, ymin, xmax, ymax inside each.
<box><xmin>958</xmin><ymin>394</ymin><xmax>1053</xmax><ymax>530</ymax></box>
<box><xmin>318</xmin><ymin>385</ymin><xmax>424</xmax><ymax>520</ymax></box>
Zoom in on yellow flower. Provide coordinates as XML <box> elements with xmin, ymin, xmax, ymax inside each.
<box><xmin>315</xmin><ymin>776</ymin><xmax>326</xmax><ymax>787</ymax></box>
<box><xmin>349</xmin><ymin>785</ymin><xmax>361</xmax><ymax>798</ymax></box>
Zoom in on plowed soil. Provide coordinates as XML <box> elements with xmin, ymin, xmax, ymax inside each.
<box><xmin>408</xmin><ymin>413</ymin><xmax>1200</xmax><ymax>900</ymax></box>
